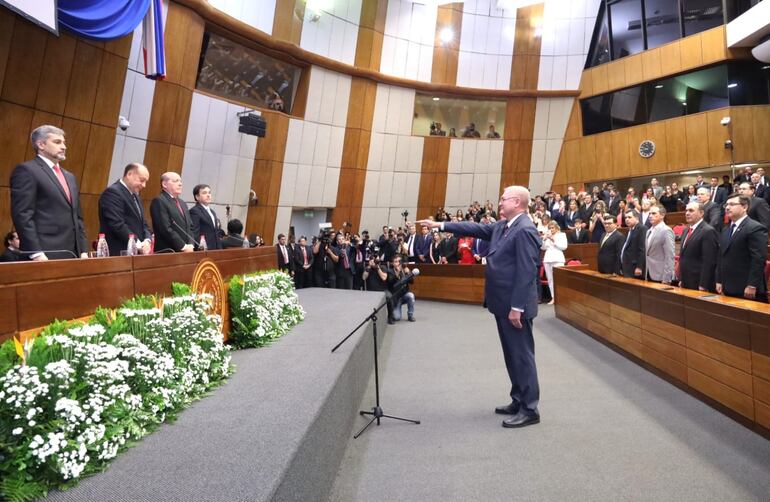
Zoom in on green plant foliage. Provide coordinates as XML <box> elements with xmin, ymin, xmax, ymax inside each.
<box><xmin>171</xmin><ymin>282</ymin><xmax>192</xmax><ymax>296</ymax></box>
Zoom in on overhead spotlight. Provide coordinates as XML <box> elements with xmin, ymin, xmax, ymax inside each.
<box><xmin>727</xmin><ymin>83</ymin><xmax>738</xmax><ymax>88</ymax></box>
<box><xmin>654</xmin><ymin>84</ymin><xmax>663</xmax><ymax>89</ymax></box>
<box><xmin>439</xmin><ymin>27</ymin><xmax>454</xmax><ymax>44</ymax></box>
<box><xmin>432</xmin><ymin>97</ymin><xmax>440</xmax><ymax>101</ymax></box>
<box><xmin>682</xmin><ymin>102</ymin><xmax>687</xmax><ymax>106</ymax></box>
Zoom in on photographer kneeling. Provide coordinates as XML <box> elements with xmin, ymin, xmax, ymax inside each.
<box><xmin>362</xmin><ymin>254</ymin><xmax>394</xmax><ymax>323</ymax></box>
<box><xmin>387</xmin><ymin>254</ymin><xmax>416</xmax><ymax>324</ymax></box>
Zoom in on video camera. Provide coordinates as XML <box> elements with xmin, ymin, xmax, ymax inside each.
<box><xmin>365</xmin><ymin>241</ymin><xmax>380</xmax><ymax>262</ymax></box>
<box><xmin>318</xmin><ymin>223</ymin><xmax>335</xmax><ymax>247</ymax></box>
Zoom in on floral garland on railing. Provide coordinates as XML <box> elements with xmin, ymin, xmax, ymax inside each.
<box><xmin>0</xmin><ymin>294</ymin><xmax>231</xmax><ymax>502</ymax></box>
<box><xmin>228</xmin><ymin>270</ymin><xmax>305</xmax><ymax>349</ymax></box>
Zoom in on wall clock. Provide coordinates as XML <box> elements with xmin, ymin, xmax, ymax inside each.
<box><xmin>639</xmin><ymin>140</ymin><xmax>655</xmax><ymax>158</ymax></box>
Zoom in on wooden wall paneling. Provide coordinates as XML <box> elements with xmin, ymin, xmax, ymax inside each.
<box><xmin>1</xmin><ymin>18</ymin><xmax>47</xmax><ymax>107</ymax></box>
<box><xmin>706</xmin><ymin>109</ymin><xmax>731</xmax><ymax>167</ymax></box>
<box><xmin>685</xmin><ymin>329</ymin><xmax>752</xmax><ymax>371</ymax></box>
<box><xmin>607</xmin><ymin>60</ymin><xmax>626</xmax><ymax>90</ymax></box>
<box><xmin>180</xmin><ymin>14</ymin><xmax>205</xmax><ymax>91</ymax></box>
<box><xmin>685</xmin><ymin>113</ymin><xmax>709</xmax><ymax>168</ymax></box>
<box><xmin>247</xmin><ymin>112</ymin><xmax>289</xmax><ymax>241</ymax></box>
<box><xmin>679</xmin><ymin>32</ymin><xmax>704</xmax><ymax>71</ymax></box>
<box><xmin>688</xmin><ymin>366</ymin><xmax>755</xmax><ymax>419</ymax></box>
<box><xmin>578</xmin><ymin>135</ymin><xmax>596</xmax><ymax>181</ymax></box>
<box><xmin>688</xmin><ymin>348</ymin><xmax>754</xmax><ymax>396</ymax></box>
<box><xmin>578</xmin><ymin>68</ymin><xmax>592</xmax><ymax>97</ymax></box>
<box><xmin>78</xmin><ymin>193</ymin><xmax>101</xmax><ymax>243</ymax></box>
<box><xmin>147</xmin><ymin>81</ymin><xmax>181</xmax><ymax>144</ymax></box>
<box><xmin>103</xmin><ymin>33</ymin><xmax>133</xmax><ymax>60</ymax></box>
<box><xmin>624</xmin><ymin>54</ymin><xmax>644</xmax><ymax>87</ymax></box>
<box><xmin>35</xmin><ymin>33</ymin><xmax>77</xmax><ymax>116</ymax></box>
<box><xmin>750</xmin><ymin>105</ymin><xmax>770</xmax><ymax>162</ymax></box>
<box><xmin>701</xmin><ymin>26</ymin><xmax>726</xmax><ymax>65</ymax></box>
<box><xmin>162</xmin><ymin>2</ymin><xmax>191</xmax><ymax>86</ymax></box>
<box><xmin>91</xmin><ymin>51</ymin><xmax>128</xmax><ymax>128</ymax></box>
<box><xmin>431</xmin><ymin>4</ymin><xmax>462</xmax><ymax>85</ymax></box>
<box><xmin>730</xmin><ymin>106</ymin><xmax>756</xmax><ymax>163</ymax></box>
<box><xmin>594</xmin><ymin>133</ymin><xmax>613</xmax><ymax>180</ymax></box>
<box><xmin>416</xmin><ymin>137</ymin><xmax>450</xmax><ymax>216</ymax></box>
<box><xmin>641</xmin><ymin>48</ymin><xmax>662</xmax><ymax>83</ymax></box>
<box><xmin>59</xmin><ymin>118</ymin><xmax>91</xmax><ymax>183</ymax></box>
<box><xmin>626</xmin><ymin>125</ymin><xmax>647</xmax><ymax>175</ymax></box>
<box><xmin>564</xmin><ymin>100</ymin><xmax>582</xmax><ymax>140</ymax></box>
<box><xmin>591</xmin><ymin>64</ymin><xmax>609</xmax><ymax>96</ymax></box>
<box><xmin>665</xmin><ymin>118</ymin><xmax>688</xmax><ymax>171</ymax></box>
<box><xmin>80</xmin><ymin>124</ymin><xmax>118</xmax><ymax>194</ymax></box>
<box><xmin>562</xmin><ymin>139</ymin><xmax>580</xmax><ymax>186</ymax></box>
<box><xmin>272</xmin><ymin>0</ymin><xmax>305</xmax><ymax>45</ymax></box>
<box><xmin>0</xmin><ymin>102</ymin><xmax>34</xmax><ymax>184</ymax></box>
<box><xmin>659</xmin><ymin>42</ymin><xmax>682</xmax><ymax>77</ymax></box>
<box><xmin>0</xmin><ymin>8</ymin><xmax>15</xmax><ymax>93</ymax></box>
<box><xmin>610</xmin><ymin>128</ymin><xmax>630</xmax><ymax>180</ymax></box>
<box><xmin>64</xmin><ymin>41</ymin><xmax>104</xmax><ymax>122</ymax></box>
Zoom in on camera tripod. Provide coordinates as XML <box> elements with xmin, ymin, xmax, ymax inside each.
<box><xmin>331</xmin><ymin>300</ymin><xmax>420</xmax><ymax>439</ymax></box>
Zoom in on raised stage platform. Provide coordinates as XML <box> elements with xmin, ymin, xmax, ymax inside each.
<box><xmin>45</xmin><ymin>288</ymin><xmax>388</xmax><ymax>502</ymax></box>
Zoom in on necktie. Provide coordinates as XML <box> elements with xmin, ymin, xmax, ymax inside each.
<box><xmin>600</xmin><ymin>234</ymin><xmax>608</xmax><ymax>248</ymax></box>
<box><xmin>52</xmin><ymin>165</ymin><xmax>71</xmax><ymax>203</ymax></box>
<box><xmin>302</xmin><ymin>246</ymin><xmax>308</xmax><ymax>266</ymax></box>
<box><xmin>342</xmin><ymin>248</ymin><xmax>350</xmax><ymax>269</ymax></box>
<box><xmin>730</xmin><ymin>222</ymin><xmax>737</xmax><ymax>238</ymax></box>
<box><xmin>174</xmin><ymin>198</ymin><xmax>185</xmax><ymax>218</ymax></box>
<box><xmin>711</xmin><ymin>187</ymin><xmax>716</xmax><ymax>202</ymax></box>
<box><xmin>408</xmin><ymin>235</ymin><xmax>414</xmax><ymax>255</ymax></box>
<box><xmin>132</xmin><ymin>193</ymin><xmax>142</xmax><ymax>216</ymax></box>
<box><xmin>207</xmin><ymin>207</ymin><xmax>216</xmax><ymax>226</ymax></box>
<box><xmin>621</xmin><ymin>228</ymin><xmax>633</xmax><ymax>259</ymax></box>
<box><xmin>682</xmin><ymin>226</ymin><xmax>693</xmax><ymax>248</ymax></box>
<box><xmin>281</xmin><ymin>245</ymin><xmax>288</xmax><ymax>264</ymax></box>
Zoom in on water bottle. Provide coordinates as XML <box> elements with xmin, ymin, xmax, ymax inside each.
<box><xmin>242</xmin><ymin>236</ymin><xmax>250</xmax><ymax>248</ymax></box>
<box><xmin>199</xmin><ymin>235</ymin><xmax>207</xmax><ymax>251</ymax></box>
<box><xmin>126</xmin><ymin>234</ymin><xmax>137</xmax><ymax>256</ymax></box>
<box><xmin>96</xmin><ymin>233</ymin><xmax>109</xmax><ymax>258</ymax></box>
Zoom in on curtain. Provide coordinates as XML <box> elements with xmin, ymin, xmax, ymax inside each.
<box><xmin>58</xmin><ymin>0</ymin><xmax>151</xmax><ymax>41</ymax></box>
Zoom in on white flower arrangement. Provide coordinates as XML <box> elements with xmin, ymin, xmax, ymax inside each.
<box><xmin>0</xmin><ymin>293</ymin><xmax>232</xmax><ymax>500</ymax></box>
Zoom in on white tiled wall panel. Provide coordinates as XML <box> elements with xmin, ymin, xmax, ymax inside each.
<box><xmin>179</xmin><ymin>93</ymin><xmax>258</xmax><ymax>229</ymax></box>
<box><xmin>443</xmin><ymin>139</ymin><xmax>503</xmax><ymax>211</ymax></box>
<box><xmin>538</xmin><ymin>0</ymin><xmax>602</xmax><ymax>90</ymax></box>
<box><xmin>359</xmin><ymin>83</ymin><xmax>423</xmax><ymax>231</ymax></box>
<box><xmin>531</xmin><ymin>97</ymin><xmax>573</xmax><ymax>194</ymax></box>
<box><xmin>456</xmin><ymin>1</ymin><xmax>517</xmax><ymax>90</ymax></box>
<box><xmin>301</xmin><ymin>0</ymin><xmax>362</xmax><ymax>65</ymax></box>
<box><xmin>380</xmin><ymin>0</ymin><xmax>437</xmax><ymax>82</ymax></box>
<box><xmin>208</xmin><ymin>0</ymin><xmax>276</xmax><ymax>34</ymax></box>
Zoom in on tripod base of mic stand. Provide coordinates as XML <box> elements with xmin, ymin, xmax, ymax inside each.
<box><xmin>354</xmin><ymin>406</ymin><xmax>421</xmax><ymax>439</ymax></box>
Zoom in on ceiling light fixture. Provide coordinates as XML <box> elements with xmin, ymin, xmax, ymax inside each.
<box><xmin>432</xmin><ymin>97</ymin><xmax>440</xmax><ymax>101</ymax></box>
<box><xmin>654</xmin><ymin>84</ymin><xmax>663</xmax><ymax>89</ymax></box>
<box><xmin>727</xmin><ymin>83</ymin><xmax>738</xmax><ymax>88</ymax></box>
<box><xmin>439</xmin><ymin>27</ymin><xmax>454</xmax><ymax>44</ymax></box>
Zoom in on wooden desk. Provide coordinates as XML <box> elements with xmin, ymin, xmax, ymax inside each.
<box><xmin>554</xmin><ymin>266</ymin><xmax>770</xmax><ymax>436</ymax></box>
<box><xmin>409</xmin><ymin>264</ymin><xmax>485</xmax><ymax>304</ymax></box>
<box><xmin>0</xmin><ymin>248</ymin><xmax>276</xmax><ymax>342</ymax></box>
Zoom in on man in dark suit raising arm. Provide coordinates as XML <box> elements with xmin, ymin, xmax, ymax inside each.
<box><xmin>716</xmin><ymin>194</ymin><xmax>768</xmax><ymax>302</ymax></box>
<box><xmin>417</xmin><ymin>185</ymin><xmax>542</xmax><ymax>428</ymax></box>
<box><xmin>10</xmin><ymin>125</ymin><xmax>89</xmax><ymax>260</ymax></box>
<box><xmin>150</xmin><ymin>172</ymin><xmax>195</xmax><ymax>253</ymax></box>
<box><xmin>98</xmin><ymin>163</ymin><xmax>152</xmax><ymax>257</ymax></box>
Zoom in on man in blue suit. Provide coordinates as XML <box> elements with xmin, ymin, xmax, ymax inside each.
<box><xmin>418</xmin><ymin>186</ymin><xmax>542</xmax><ymax>428</ymax></box>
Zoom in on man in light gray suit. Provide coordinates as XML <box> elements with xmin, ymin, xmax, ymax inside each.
<box><xmin>645</xmin><ymin>204</ymin><xmax>675</xmax><ymax>284</ymax></box>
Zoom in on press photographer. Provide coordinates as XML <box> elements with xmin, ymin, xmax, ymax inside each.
<box><xmin>334</xmin><ymin>233</ymin><xmax>356</xmax><ymax>290</ymax></box>
<box><xmin>362</xmin><ymin>254</ymin><xmax>394</xmax><ymax>322</ymax></box>
<box><xmin>312</xmin><ymin>227</ymin><xmax>338</xmax><ymax>288</ymax></box>
<box><xmin>387</xmin><ymin>254</ymin><xmax>417</xmax><ymax>324</ymax></box>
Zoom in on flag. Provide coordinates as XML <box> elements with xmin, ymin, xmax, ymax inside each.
<box><xmin>142</xmin><ymin>0</ymin><xmax>166</xmax><ymax>80</ymax></box>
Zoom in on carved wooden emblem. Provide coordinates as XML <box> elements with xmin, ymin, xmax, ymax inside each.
<box><xmin>191</xmin><ymin>259</ymin><xmax>229</xmax><ymax>341</ymax></box>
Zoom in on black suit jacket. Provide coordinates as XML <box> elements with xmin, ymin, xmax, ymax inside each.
<box><xmin>0</xmin><ymin>248</ymin><xmax>22</xmax><ymax>262</ymax></box>
<box><xmin>222</xmin><ymin>234</ymin><xmax>248</xmax><ymax>248</ymax></box>
<box><xmin>678</xmin><ymin>221</ymin><xmax>719</xmax><ymax>292</ymax></box>
<box><xmin>597</xmin><ymin>231</ymin><xmax>624</xmax><ymax>274</ymax></box>
<box><xmin>276</xmin><ymin>243</ymin><xmax>294</xmax><ymax>272</ymax></box>
<box><xmin>716</xmin><ymin>217</ymin><xmax>768</xmax><ymax>297</ymax></box>
<box><xmin>568</xmin><ymin>228</ymin><xmax>589</xmax><ymax>244</ymax></box>
<box><xmin>703</xmin><ymin>201</ymin><xmax>723</xmax><ymax>231</ymax></box>
<box><xmin>621</xmin><ymin>225</ymin><xmax>647</xmax><ymax>278</ymax></box>
<box><xmin>10</xmin><ymin>157</ymin><xmax>88</xmax><ymax>259</ymax></box>
<box><xmin>748</xmin><ymin>197</ymin><xmax>770</xmax><ymax>229</ymax></box>
<box><xmin>293</xmin><ymin>244</ymin><xmax>313</xmax><ymax>269</ymax></box>
<box><xmin>440</xmin><ymin>236</ymin><xmax>459</xmax><ymax>263</ymax></box>
<box><xmin>189</xmin><ymin>204</ymin><xmax>223</xmax><ymax>250</ymax></box>
<box><xmin>150</xmin><ymin>192</ymin><xmax>194</xmax><ymax>252</ymax></box>
<box><xmin>607</xmin><ymin>197</ymin><xmax>621</xmax><ymax>216</ymax></box>
<box><xmin>98</xmin><ymin>181</ymin><xmax>152</xmax><ymax>257</ymax></box>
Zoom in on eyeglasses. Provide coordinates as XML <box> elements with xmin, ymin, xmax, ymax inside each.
<box><xmin>725</xmin><ymin>202</ymin><xmax>742</xmax><ymax>206</ymax></box>
<box><xmin>499</xmin><ymin>196</ymin><xmax>518</xmax><ymax>202</ymax></box>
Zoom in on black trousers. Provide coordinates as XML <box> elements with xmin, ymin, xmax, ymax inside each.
<box><xmin>494</xmin><ymin>315</ymin><xmax>539</xmax><ymax>415</ymax></box>
<box><xmin>336</xmin><ymin>269</ymin><xmax>353</xmax><ymax>290</ymax></box>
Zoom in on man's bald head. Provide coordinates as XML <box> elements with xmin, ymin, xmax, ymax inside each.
<box><xmin>160</xmin><ymin>171</ymin><xmax>183</xmax><ymax>197</ymax></box>
<box><xmin>499</xmin><ymin>185</ymin><xmax>530</xmax><ymax>219</ymax></box>
<box><xmin>123</xmin><ymin>163</ymin><xmax>149</xmax><ymax>194</ymax></box>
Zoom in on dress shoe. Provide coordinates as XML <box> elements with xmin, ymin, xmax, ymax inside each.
<box><xmin>494</xmin><ymin>402</ymin><xmax>519</xmax><ymax>415</ymax></box>
<box><xmin>387</xmin><ymin>318</ymin><xmax>395</xmax><ymax>325</ymax></box>
<box><xmin>502</xmin><ymin>411</ymin><xmax>540</xmax><ymax>428</ymax></box>
<box><xmin>408</xmin><ymin>315</ymin><xmax>416</xmax><ymax>322</ymax></box>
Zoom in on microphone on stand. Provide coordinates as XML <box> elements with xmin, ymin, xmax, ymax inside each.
<box><xmin>172</xmin><ymin>220</ymin><xmax>201</xmax><ymax>249</ymax></box>
<box><xmin>392</xmin><ymin>267</ymin><xmax>420</xmax><ymax>291</ymax></box>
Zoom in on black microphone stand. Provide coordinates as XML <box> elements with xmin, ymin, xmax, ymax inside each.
<box><xmin>331</xmin><ymin>299</ymin><xmax>420</xmax><ymax>439</ymax></box>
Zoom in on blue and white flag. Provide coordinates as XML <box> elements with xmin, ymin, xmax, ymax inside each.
<box><xmin>142</xmin><ymin>0</ymin><xmax>166</xmax><ymax>80</ymax></box>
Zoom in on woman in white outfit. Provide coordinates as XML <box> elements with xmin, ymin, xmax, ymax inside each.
<box><xmin>541</xmin><ymin>221</ymin><xmax>568</xmax><ymax>305</ymax></box>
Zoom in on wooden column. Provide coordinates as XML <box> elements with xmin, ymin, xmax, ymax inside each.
<box><xmin>356</xmin><ymin>0</ymin><xmax>388</xmax><ymax>71</ymax></box>
<box><xmin>416</xmin><ymin>136</ymin><xmax>451</xmax><ymax>219</ymax></box>
<box><xmin>510</xmin><ymin>3</ymin><xmax>544</xmax><ymax>91</ymax></box>
<box><xmin>431</xmin><ymin>3</ymin><xmax>463</xmax><ymax>85</ymax></box>
<box><xmin>272</xmin><ymin>0</ymin><xmax>305</xmax><ymax>45</ymax></box>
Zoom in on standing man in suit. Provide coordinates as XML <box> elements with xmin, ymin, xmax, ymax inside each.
<box><xmin>716</xmin><ymin>194</ymin><xmax>768</xmax><ymax>302</ymax></box>
<box><xmin>645</xmin><ymin>205</ymin><xmax>675</xmax><ymax>284</ymax></box>
<box><xmin>751</xmin><ymin>173</ymin><xmax>767</xmax><ymax>200</ymax></box>
<box><xmin>293</xmin><ymin>236</ymin><xmax>313</xmax><ymax>289</ymax></box>
<box><xmin>189</xmin><ymin>184</ymin><xmax>222</xmax><ymax>250</ymax></box>
<box><xmin>98</xmin><ymin>163</ymin><xmax>152</xmax><ymax>257</ymax></box>
<box><xmin>738</xmin><ymin>182</ymin><xmax>770</xmax><ymax>229</ymax></box>
<box><xmin>416</xmin><ymin>224</ymin><xmax>431</xmax><ymax>263</ymax></box>
<box><xmin>439</xmin><ymin>232</ymin><xmax>459</xmax><ymax>263</ymax></box>
<box><xmin>650</xmin><ymin>178</ymin><xmax>663</xmax><ymax>199</ymax></box>
<box><xmin>678</xmin><ymin>202</ymin><xmax>719</xmax><ymax>292</ymax></box>
<box><xmin>707</xmin><ymin>177</ymin><xmax>727</xmax><ymax>206</ymax></box>
<box><xmin>697</xmin><ymin>187</ymin><xmax>723</xmax><ymax>231</ymax></box>
<box><xmin>568</xmin><ymin>218</ymin><xmax>589</xmax><ymax>244</ymax></box>
<box><xmin>150</xmin><ymin>172</ymin><xmax>195</xmax><ymax>253</ymax></box>
<box><xmin>417</xmin><ymin>185</ymin><xmax>542</xmax><ymax>429</ymax></box>
<box><xmin>10</xmin><ymin>125</ymin><xmax>89</xmax><ymax>260</ymax></box>
<box><xmin>276</xmin><ymin>233</ymin><xmax>294</xmax><ymax>276</ymax></box>
<box><xmin>404</xmin><ymin>224</ymin><xmax>420</xmax><ymax>264</ymax></box>
<box><xmin>606</xmin><ymin>189</ymin><xmax>621</xmax><ymax>216</ymax></box>
<box><xmin>621</xmin><ymin>210</ymin><xmax>647</xmax><ymax>279</ymax></box>
<box><xmin>597</xmin><ymin>215</ymin><xmax>624</xmax><ymax>274</ymax></box>
<box><xmin>639</xmin><ymin>199</ymin><xmax>653</xmax><ymax>228</ymax></box>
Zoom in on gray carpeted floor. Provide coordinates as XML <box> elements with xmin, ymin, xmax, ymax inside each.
<box><xmin>330</xmin><ymin>301</ymin><xmax>770</xmax><ymax>502</ymax></box>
